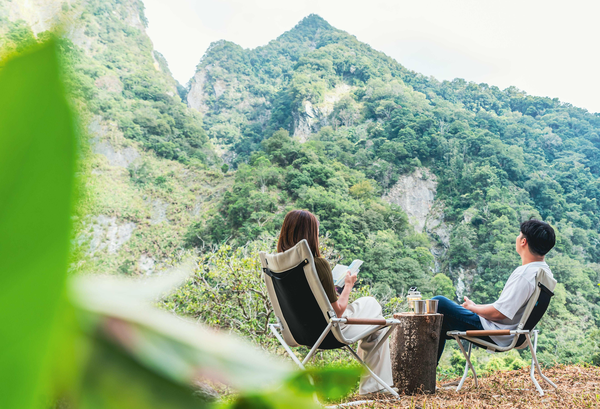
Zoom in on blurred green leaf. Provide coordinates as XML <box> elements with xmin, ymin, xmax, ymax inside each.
<box><xmin>69</xmin><ymin>271</ymin><xmax>293</xmax><ymax>394</ymax></box>
<box><xmin>289</xmin><ymin>367</ymin><xmax>362</xmax><ymax>401</ymax></box>
<box><xmin>80</xmin><ymin>337</ymin><xmax>206</xmax><ymax>409</ymax></box>
<box><xmin>222</xmin><ymin>366</ymin><xmax>361</xmax><ymax>409</ymax></box>
<box><xmin>223</xmin><ymin>389</ymin><xmax>318</xmax><ymax>409</ymax></box>
<box><xmin>0</xmin><ymin>40</ymin><xmax>76</xmax><ymax>409</ymax></box>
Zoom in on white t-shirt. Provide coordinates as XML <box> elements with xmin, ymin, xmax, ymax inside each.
<box><xmin>479</xmin><ymin>261</ymin><xmax>552</xmax><ymax>347</ymax></box>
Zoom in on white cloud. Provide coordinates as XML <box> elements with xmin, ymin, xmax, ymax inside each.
<box><xmin>143</xmin><ymin>0</ymin><xmax>600</xmax><ymax>113</ymax></box>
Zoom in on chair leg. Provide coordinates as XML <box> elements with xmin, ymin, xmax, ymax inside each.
<box><xmin>302</xmin><ymin>322</ymin><xmax>334</xmax><ymax>365</ymax></box>
<box><xmin>527</xmin><ymin>331</ymin><xmax>557</xmax><ymax>396</ymax></box>
<box><xmin>345</xmin><ymin>345</ymin><xmax>399</xmax><ymax>398</ymax></box>
<box><xmin>269</xmin><ymin>324</ymin><xmax>305</xmax><ymax>369</ymax></box>
<box><xmin>455</xmin><ymin>337</ymin><xmax>478</xmax><ymax>391</ymax></box>
<box><xmin>533</xmin><ymin>331</ymin><xmax>557</xmax><ymax>389</ymax></box>
<box><xmin>526</xmin><ymin>332</ymin><xmax>545</xmax><ymax>396</ymax></box>
<box><xmin>457</xmin><ymin>342</ymin><xmax>470</xmax><ymax>391</ymax></box>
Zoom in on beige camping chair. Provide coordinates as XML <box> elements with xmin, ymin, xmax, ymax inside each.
<box><xmin>446</xmin><ymin>268</ymin><xmax>558</xmax><ymax>396</ymax></box>
<box><xmin>259</xmin><ymin>239</ymin><xmax>402</xmax><ymax>397</ymax></box>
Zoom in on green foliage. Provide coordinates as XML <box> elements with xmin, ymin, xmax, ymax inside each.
<box><xmin>0</xmin><ymin>40</ymin><xmax>76</xmax><ymax>409</ymax></box>
<box><xmin>441</xmin><ymin>348</ymin><xmax>527</xmax><ymax>380</ymax></box>
<box><xmin>349</xmin><ymin>180</ymin><xmax>375</xmax><ymax>199</ymax></box>
<box><xmin>431</xmin><ymin>273</ymin><xmax>456</xmax><ymax>300</ymax></box>
<box><xmin>163</xmin><ymin>239</ymin><xmax>277</xmax><ymax>345</ymax></box>
<box><xmin>3</xmin><ymin>0</ymin><xmax>214</xmax><ymax>164</ymax></box>
<box><xmin>188</xmin><ymin>13</ymin><xmax>600</xmax><ymax>367</ymax></box>
<box><xmin>0</xmin><ymin>38</ymin><xmax>360</xmax><ymax>409</ymax></box>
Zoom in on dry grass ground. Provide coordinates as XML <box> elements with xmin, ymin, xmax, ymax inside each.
<box><xmin>338</xmin><ymin>365</ymin><xmax>600</xmax><ymax>409</ymax></box>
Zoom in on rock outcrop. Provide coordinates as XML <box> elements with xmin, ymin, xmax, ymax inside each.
<box><xmin>382</xmin><ymin>168</ymin><xmax>451</xmax><ymax>273</ymax></box>
<box><xmin>82</xmin><ymin>215</ymin><xmax>136</xmax><ymax>256</ymax></box>
<box><xmin>8</xmin><ymin>0</ymin><xmax>65</xmax><ymax>35</ymax></box>
<box><xmin>293</xmin><ymin>83</ymin><xmax>352</xmax><ymax>142</ymax></box>
<box><xmin>187</xmin><ymin>69</ymin><xmax>210</xmax><ymax>114</ymax></box>
<box><xmin>382</xmin><ymin>168</ymin><xmax>437</xmax><ymax>233</ymax></box>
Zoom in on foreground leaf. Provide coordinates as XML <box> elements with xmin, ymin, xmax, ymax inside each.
<box><xmin>0</xmin><ymin>40</ymin><xmax>76</xmax><ymax>409</ymax></box>
<box><xmin>289</xmin><ymin>367</ymin><xmax>362</xmax><ymax>401</ymax></box>
<box><xmin>70</xmin><ymin>271</ymin><xmax>293</xmax><ymax>392</ymax></box>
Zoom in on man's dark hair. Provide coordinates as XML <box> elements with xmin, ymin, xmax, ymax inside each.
<box><xmin>520</xmin><ymin>220</ymin><xmax>556</xmax><ymax>256</ymax></box>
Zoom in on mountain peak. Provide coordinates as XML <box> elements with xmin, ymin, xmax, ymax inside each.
<box><xmin>294</xmin><ymin>14</ymin><xmax>332</xmax><ymax>31</ymax></box>
<box><xmin>272</xmin><ymin>14</ymin><xmax>337</xmax><ymax>47</ymax></box>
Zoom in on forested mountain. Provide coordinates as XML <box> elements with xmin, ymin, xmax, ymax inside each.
<box><xmin>0</xmin><ymin>0</ymin><xmax>227</xmax><ymax>276</ymax></box>
<box><xmin>185</xmin><ymin>15</ymin><xmax>600</xmax><ymax>364</ymax></box>
<box><xmin>1</xmin><ymin>3</ymin><xmax>598</xmax><ymax>367</ymax></box>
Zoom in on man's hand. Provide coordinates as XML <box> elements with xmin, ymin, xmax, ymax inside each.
<box><xmin>462</xmin><ymin>296</ymin><xmax>476</xmax><ymax>310</ymax></box>
<box><xmin>461</xmin><ymin>296</ymin><xmax>508</xmax><ymax>321</ymax></box>
<box><xmin>344</xmin><ymin>271</ymin><xmax>357</xmax><ymax>288</ymax></box>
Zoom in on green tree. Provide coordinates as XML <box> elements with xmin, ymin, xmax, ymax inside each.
<box><xmin>432</xmin><ymin>273</ymin><xmax>456</xmax><ymax>300</ymax></box>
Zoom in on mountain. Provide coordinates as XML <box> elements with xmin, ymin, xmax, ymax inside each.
<box><xmin>0</xmin><ymin>0</ymin><xmax>227</xmax><ymax>276</ymax></box>
<box><xmin>1</xmin><ymin>4</ymin><xmax>598</xmax><ymax>366</ymax></box>
<box><xmin>184</xmin><ymin>14</ymin><xmax>600</xmax><ymax>364</ymax></box>
<box><xmin>188</xmin><ymin>15</ymin><xmax>417</xmax><ymax>157</ymax></box>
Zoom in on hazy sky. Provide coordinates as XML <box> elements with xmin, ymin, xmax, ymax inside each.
<box><xmin>143</xmin><ymin>0</ymin><xmax>600</xmax><ymax>113</ymax></box>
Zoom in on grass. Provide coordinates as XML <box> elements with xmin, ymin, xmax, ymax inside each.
<box><xmin>336</xmin><ymin>364</ymin><xmax>600</xmax><ymax>409</ymax></box>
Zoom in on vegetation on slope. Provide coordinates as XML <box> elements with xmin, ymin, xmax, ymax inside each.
<box><xmin>0</xmin><ymin>0</ymin><xmax>227</xmax><ymax>275</ymax></box>
<box><xmin>1</xmin><ymin>2</ymin><xmax>598</xmax><ymax>369</ymax></box>
<box><xmin>186</xmin><ymin>14</ymin><xmax>600</xmax><ymax>366</ymax></box>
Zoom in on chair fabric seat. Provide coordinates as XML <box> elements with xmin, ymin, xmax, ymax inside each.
<box><xmin>264</xmin><ymin>259</ymin><xmax>345</xmax><ymax>350</ymax></box>
<box><xmin>463</xmin><ymin>281</ymin><xmax>555</xmax><ymax>351</ymax></box>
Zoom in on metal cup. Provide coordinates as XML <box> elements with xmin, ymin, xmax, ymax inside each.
<box><xmin>414</xmin><ymin>300</ymin><xmax>427</xmax><ymax>315</ymax></box>
<box><xmin>426</xmin><ymin>299</ymin><xmax>438</xmax><ymax>314</ymax></box>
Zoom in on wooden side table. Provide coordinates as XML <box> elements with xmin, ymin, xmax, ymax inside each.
<box><xmin>390</xmin><ymin>312</ymin><xmax>443</xmax><ymax>394</ymax></box>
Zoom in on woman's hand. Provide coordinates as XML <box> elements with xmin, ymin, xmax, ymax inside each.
<box><xmin>344</xmin><ymin>271</ymin><xmax>357</xmax><ymax>288</ymax></box>
<box><xmin>332</xmin><ymin>272</ymin><xmax>357</xmax><ymax>317</ymax></box>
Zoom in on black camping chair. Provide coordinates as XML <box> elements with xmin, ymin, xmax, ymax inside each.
<box><xmin>445</xmin><ymin>268</ymin><xmax>558</xmax><ymax>396</ymax></box>
<box><xmin>259</xmin><ymin>239</ymin><xmax>401</xmax><ymax>397</ymax></box>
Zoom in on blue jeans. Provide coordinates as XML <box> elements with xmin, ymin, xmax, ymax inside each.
<box><xmin>432</xmin><ymin>296</ymin><xmax>492</xmax><ymax>363</ymax></box>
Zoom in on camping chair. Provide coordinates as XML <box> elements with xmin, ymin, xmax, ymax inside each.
<box><xmin>259</xmin><ymin>239</ymin><xmax>401</xmax><ymax>397</ymax></box>
<box><xmin>446</xmin><ymin>268</ymin><xmax>558</xmax><ymax>396</ymax></box>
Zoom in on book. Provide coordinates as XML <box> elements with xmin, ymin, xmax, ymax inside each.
<box><xmin>331</xmin><ymin>259</ymin><xmax>363</xmax><ymax>287</ymax></box>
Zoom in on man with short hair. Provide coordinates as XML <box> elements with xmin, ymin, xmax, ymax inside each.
<box><xmin>432</xmin><ymin>219</ymin><xmax>556</xmax><ymax>363</ymax></box>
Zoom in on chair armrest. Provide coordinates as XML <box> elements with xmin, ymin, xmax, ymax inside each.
<box><xmin>465</xmin><ymin>330</ymin><xmax>511</xmax><ymax>336</ymax></box>
<box><xmin>344</xmin><ymin>317</ymin><xmax>388</xmax><ymax>326</ymax></box>
<box><xmin>447</xmin><ymin>329</ymin><xmax>530</xmax><ymax>337</ymax></box>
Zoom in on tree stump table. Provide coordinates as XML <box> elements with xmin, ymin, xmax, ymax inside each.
<box><xmin>390</xmin><ymin>312</ymin><xmax>443</xmax><ymax>394</ymax></box>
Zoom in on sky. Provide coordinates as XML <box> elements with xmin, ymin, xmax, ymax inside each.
<box><xmin>142</xmin><ymin>0</ymin><xmax>600</xmax><ymax>113</ymax></box>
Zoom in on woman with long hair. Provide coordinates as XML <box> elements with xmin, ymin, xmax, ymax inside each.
<box><xmin>277</xmin><ymin>209</ymin><xmax>393</xmax><ymax>395</ymax></box>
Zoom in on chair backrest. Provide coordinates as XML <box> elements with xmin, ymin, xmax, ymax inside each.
<box><xmin>259</xmin><ymin>240</ymin><xmax>346</xmax><ymax>349</ymax></box>
<box><xmin>515</xmin><ymin>268</ymin><xmax>557</xmax><ymax>348</ymax></box>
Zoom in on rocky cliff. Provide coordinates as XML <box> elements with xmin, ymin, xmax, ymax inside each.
<box><xmin>1</xmin><ymin>0</ymin><xmax>223</xmax><ymax>276</ymax></box>
<box><xmin>382</xmin><ymin>168</ymin><xmax>451</xmax><ymax>275</ymax></box>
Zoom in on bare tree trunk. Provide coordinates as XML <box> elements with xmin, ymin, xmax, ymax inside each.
<box><xmin>390</xmin><ymin>313</ymin><xmax>443</xmax><ymax>395</ymax></box>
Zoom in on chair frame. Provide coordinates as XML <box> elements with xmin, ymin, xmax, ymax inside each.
<box><xmin>446</xmin><ymin>329</ymin><xmax>557</xmax><ymax>396</ymax></box>
<box><xmin>269</xmin><ymin>316</ymin><xmax>402</xmax><ymax>397</ymax></box>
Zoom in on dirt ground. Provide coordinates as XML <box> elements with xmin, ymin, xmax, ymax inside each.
<box><xmin>337</xmin><ymin>365</ymin><xmax>600</xmax><ymax>409</ymax></box>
